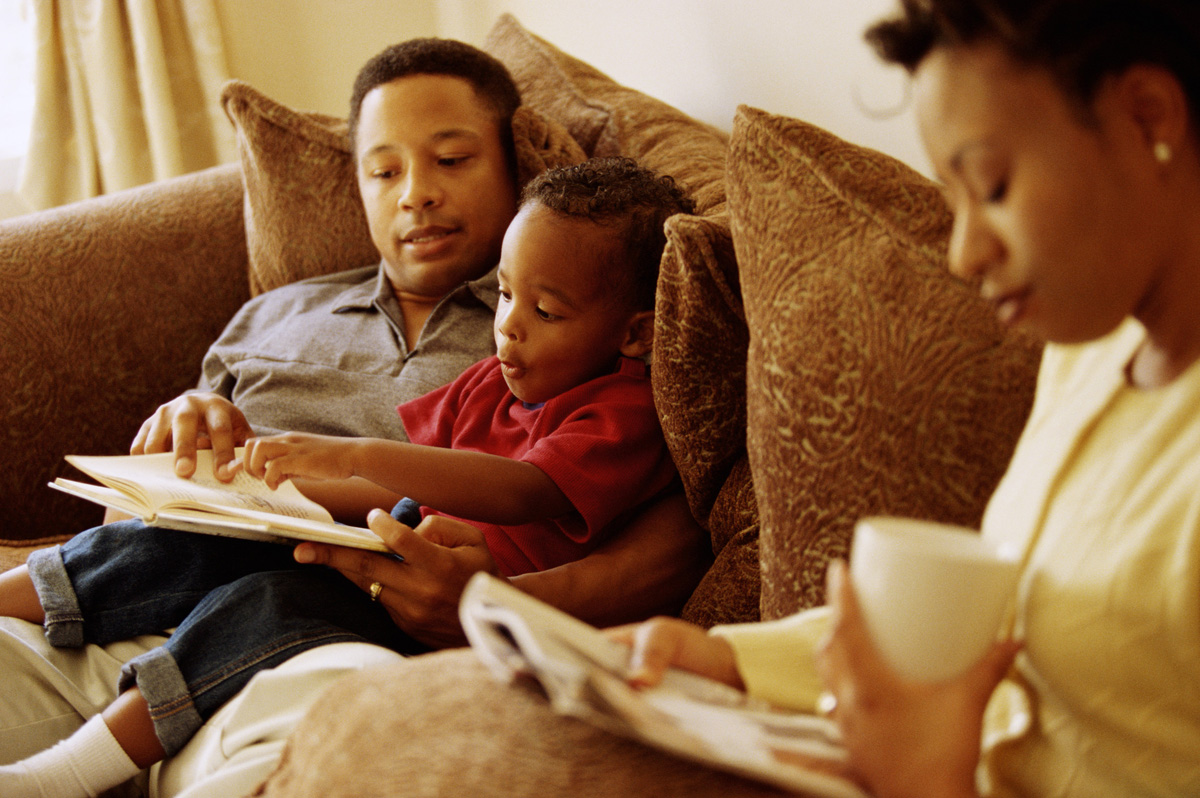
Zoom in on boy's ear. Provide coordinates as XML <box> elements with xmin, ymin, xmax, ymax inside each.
<box><xmin>619</xmin><ymin>309</ymin><xmax>655</xmax><ymax>358</ymax></box>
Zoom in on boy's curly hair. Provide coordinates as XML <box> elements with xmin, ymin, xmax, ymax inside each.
<box><xmin>521</xmin><ymin>157</ymin><xmax>696</xmax><ymax>310</ymax></box>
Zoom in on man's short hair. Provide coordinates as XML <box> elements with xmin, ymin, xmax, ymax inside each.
<box><xmin>522</xmin><ymin>156</ymin><xmax>696</xmax><ymax>310</ymax></box>
<box><xmin>348</xmin><ymin>38</ymin><xmax>522</xmax><ymax>165</ymax></box>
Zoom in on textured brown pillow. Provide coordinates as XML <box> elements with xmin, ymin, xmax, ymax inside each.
<box><xmin>221</xmin><ymin>80</ymin><xmax>585</xmax><ymax>296</ymax></box>
<box><xmin>728</xmin><ymin>106</ymin><xmax>1043</xmax><ymax>620</ymax></box>
<box><xmin>654</xmin><ymin>213</ymin><xmax>758</xmax><ymax>627</ymax></box>
<box><xmin>483</xmin><ymin>14</ymin><xmax>729</xmax><ymax>215</ymax></box>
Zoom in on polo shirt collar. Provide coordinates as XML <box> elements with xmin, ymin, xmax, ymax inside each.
<box><xmin>331</xmin><ymin>261</ymin><xmax>500</xmax><ymax>314</ymax></box>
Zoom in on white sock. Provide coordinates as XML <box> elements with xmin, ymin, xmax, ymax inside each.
<box><xmin>0</xmin><ymin>713</ymin><xmax>141</xmax><ymax>798</ymax></box>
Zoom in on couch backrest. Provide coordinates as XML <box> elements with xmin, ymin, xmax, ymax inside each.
<box><xmin>0</xmin><ymin>164</ymin><xmax>250</xmax><ymax>547</ymax></box>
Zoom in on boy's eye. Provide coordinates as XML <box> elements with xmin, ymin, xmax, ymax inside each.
<box><xmin>536</xmin><ymin>307</ymin><xmax>559</xmax><ymax>321</ymax></box>
<box><xmin>371</xmin><ymin>168</ymin><xmax>399</xmax><ymax>180</ymax></box>
<box><xmin>438</xmin><ymin>155</ymin><xmax>469</xmax><ymax>167</ymax></box>
<box><xmin>498</xmin><ymin>289</ymin><xmax>512</xmax><ymax>302</ymax></box>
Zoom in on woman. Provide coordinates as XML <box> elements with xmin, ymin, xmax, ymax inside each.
<box><xmin>628</xmin><ymin>1</ymin><xmax>1200</xmax><ymax>795</ymax></box>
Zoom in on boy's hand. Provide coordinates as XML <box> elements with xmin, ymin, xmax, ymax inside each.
<box><xmin>242</xmin><ymin>432</ymin><xmax>360</xmax><ymax>489</ymax></box>
<box><xmin>609</xmin><ymin>616</ymin><xmax>744</xmax><ymax>690</ymax></box>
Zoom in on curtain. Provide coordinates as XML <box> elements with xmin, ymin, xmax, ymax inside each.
<box><xmin>17</xmin><ymin>0</ymin><xmax>236</xmax><ymax>210</ymax></box>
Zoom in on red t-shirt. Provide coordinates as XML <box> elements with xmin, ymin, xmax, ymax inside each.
<box><xmin>398</xmin><ymin>355</ymin><xmax>677</xmax><ymax>576</ymax></box>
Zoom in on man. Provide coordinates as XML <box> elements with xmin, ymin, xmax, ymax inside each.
<box><xmin>0</xmin><ymin>38</ymin><xmax>706</xmax><ymax>797</ymax></box>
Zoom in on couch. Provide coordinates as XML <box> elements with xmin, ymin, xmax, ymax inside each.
<box><xmin>0</xmin><ymin>13</ymin><xmax>1043</xmax><ymax>794</ymax></box>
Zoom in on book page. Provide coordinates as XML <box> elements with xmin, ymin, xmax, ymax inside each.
<box><xmin>66</xmin><ymin>450</ymin><xmax>333</xmax><ymax>523</ymax></box>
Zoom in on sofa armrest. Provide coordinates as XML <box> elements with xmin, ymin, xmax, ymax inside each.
<box><xmin>0</xmin><ymin>164</ymin><xmax>250</xmax><ymax>543</ymax></box>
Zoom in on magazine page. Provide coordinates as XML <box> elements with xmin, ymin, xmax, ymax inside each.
<box><xmin>459</xmin><ymin>574</ymin><xmax>868</xmax><ymax>798</ymax></box>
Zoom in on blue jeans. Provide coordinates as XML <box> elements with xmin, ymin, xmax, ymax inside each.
<box><xmin>26</xmin><ymin>520</ymin><xmax>429</xmax><ymax>755</ymax></box>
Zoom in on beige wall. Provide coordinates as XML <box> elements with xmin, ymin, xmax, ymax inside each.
<box><xmin>2</xmin><ymin>0</ymin><xmax>925</xmax><ymax>221</ymax></box>
<box><xmin>215</xmin><ymin>0</ymin><xmax>926</xmax><ymax>173</ymax></box>
<box><xmin>213</xmin><ymin>0</ymin><xmax>441</xmax><ymax>118</ymax></box>
<box><xmin>440</xmin><ymin>0</ymin><xmax>927</xmax><ymax>174</ymax></box>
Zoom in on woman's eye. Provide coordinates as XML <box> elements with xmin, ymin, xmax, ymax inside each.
<box><xmin>499</xmin><ymin>290</ymin><xmax>512</xmax><ymax>302</ymax></box>
<box><xmin>438</xmin><ymin>156</ymin><xmax>469</xmax><ymax>167</ymax></box>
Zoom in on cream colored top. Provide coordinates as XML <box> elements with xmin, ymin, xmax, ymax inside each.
<box><xmin>715</xmin><ymin>320</ymin><xmax>1200</xmax><ymax>796</ymax></box>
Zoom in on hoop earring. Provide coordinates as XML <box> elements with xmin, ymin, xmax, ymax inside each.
<box><xmin>1154</xmin><ymin>141</ymin><xmax>1173</xmax><ymax>164</ymax></box>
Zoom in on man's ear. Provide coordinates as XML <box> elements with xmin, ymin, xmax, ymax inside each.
<box><xmin>619</xmin><ymin>309</ymin><xmax>655</xmax><ymax>358</ymax></box>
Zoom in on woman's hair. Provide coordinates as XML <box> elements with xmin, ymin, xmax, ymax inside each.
<box><xmin>867</xmin><ymin>1</ymin><xmax>1200</xmax><ymax>121</ymax></box>
<box><xmin>522</xmin><ymin>156</ymin><xmax>695</xmax><ymax>311</ymax></box>
<box><xmin>347</xmin><ymin>38</ymin><xmax>522</xmax><ymax>168</ymax></box>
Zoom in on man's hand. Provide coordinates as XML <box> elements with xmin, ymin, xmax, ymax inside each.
<box><xmin>130</xmin><ymin>392</ymin><xmax>253</xmax><ymax>481</ymax></box>
<box><xmin>292</xmin><ymin>509</ymin><xmax>498</xmax><ymax>649</ymax></box>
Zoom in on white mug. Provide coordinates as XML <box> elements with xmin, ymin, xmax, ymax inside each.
<box><xmin>850</xmin><ymin>516</ymin><xmax>1020</xmax><ymax>683</ymax></box>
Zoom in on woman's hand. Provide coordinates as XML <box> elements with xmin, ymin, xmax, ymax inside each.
<box><xmin>610</xmin><ymin>616</ymin><xmax>744</xmax><ymax>690</ymax></box>
<box><xmin>293</xmin><ymin>509</ymin><xmax>499</xmax><ymax>649</ymax></box>
<box><xmin>816</xmin><ymin>560</ymin><xmax>1019</xmax><ymax>798</ymax></box>
<box><xmin>242</xmin><ymin>432</ymin><xmax>361</xmax><ymax>489</ymax></box>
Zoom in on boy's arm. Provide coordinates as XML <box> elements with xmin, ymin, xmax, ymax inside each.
<box><xmin>242</xmin><ymin>432</ymin><xmax>574</xmax><ymax>524</ymax></box>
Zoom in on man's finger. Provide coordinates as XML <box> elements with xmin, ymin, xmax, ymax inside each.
<box><xmin>205</xmin><ymin>406</ymin><xmax>242</xmax><ymax>481</ymax></box>
<box><xmin>170</xmin><ymin>411</ymin><xmax>200</xmax><ymax>478</ymax></box>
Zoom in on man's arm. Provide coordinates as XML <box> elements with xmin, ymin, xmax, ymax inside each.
<box><xmin>511</xmin><ymin>488</ymin><xmax>710</xmax><ymax>626</ymax></box>
<box><xmin>293</xmin><ymin>486</ymin><xmax>711</xmax><ymax>648</ymax></box>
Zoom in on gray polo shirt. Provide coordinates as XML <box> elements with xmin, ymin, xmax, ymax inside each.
<box><xmin>199</xmin><ymin>263</ymin><xmax>498</xmax><ymax>441</ymax></box>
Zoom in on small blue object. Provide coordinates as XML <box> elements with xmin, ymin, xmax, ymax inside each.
<box><xmin>390</xmin><ymin>497</ymin><xmax>422</xmax><ymax>527</ymax></box>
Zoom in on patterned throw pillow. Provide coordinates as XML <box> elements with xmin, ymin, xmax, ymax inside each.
<box><xmin>728</xmin><ymin>105</ymin><xmax>1043</xmax><ymax>619</ymax></box>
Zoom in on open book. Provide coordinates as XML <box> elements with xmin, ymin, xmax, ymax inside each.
<box><xmin>50</xmin><ymin>450</ymin><xmax>390</xmax><ymax>552</ymax></box>
<box><xmin>459</xmin><ymin>573</ymin><xmax>868</xmax><ymax>798</ymax></box>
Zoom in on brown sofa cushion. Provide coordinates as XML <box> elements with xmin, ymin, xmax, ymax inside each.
<box><xmin>655</xmin><ymin>214</ymin><xmax>759</xmax><ymax>627</ymax></box>
<box><xmin>253</xmin><ymin>648</ymin><xmax>791</xmax><ymax>798</ymax></box>
<box><xmin>483</xmin><ymin>13</ymin><xmax>729</xmax><ymax>215</ymax></box>
<box><xmin>220</xmin><ymin>80</ymin><xmax>585</xmax><ymax>296</ymax></box>
<box><xmin>0</xmin><ymin>164</ymin><xmax>250</xmax><ymax>552</ymax></box>
<box><xmin>728</xmin><ymin>106</ymin><xmax>1043</xmax><ymax>620</ymax></box>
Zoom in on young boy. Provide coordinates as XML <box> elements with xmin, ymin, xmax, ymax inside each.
<box><xmin>243</xmin><ymin>156</ymin><xmax>689</xmax><ymax>576</ymax></box>
<box><xmin>0</xmin><ymin>156</ymin><xmax>691</xmax><ymax>798</ymax></box>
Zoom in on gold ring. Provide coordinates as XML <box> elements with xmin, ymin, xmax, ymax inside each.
<box><xmin>817</xmin><ymin>690</ymin><xmax>838</xmax><ymax>718</ymax></box>
<box><xmin>367</xmin><ymin>581</ymin><xmax>383</xmax><ymax>602</ymax></box>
